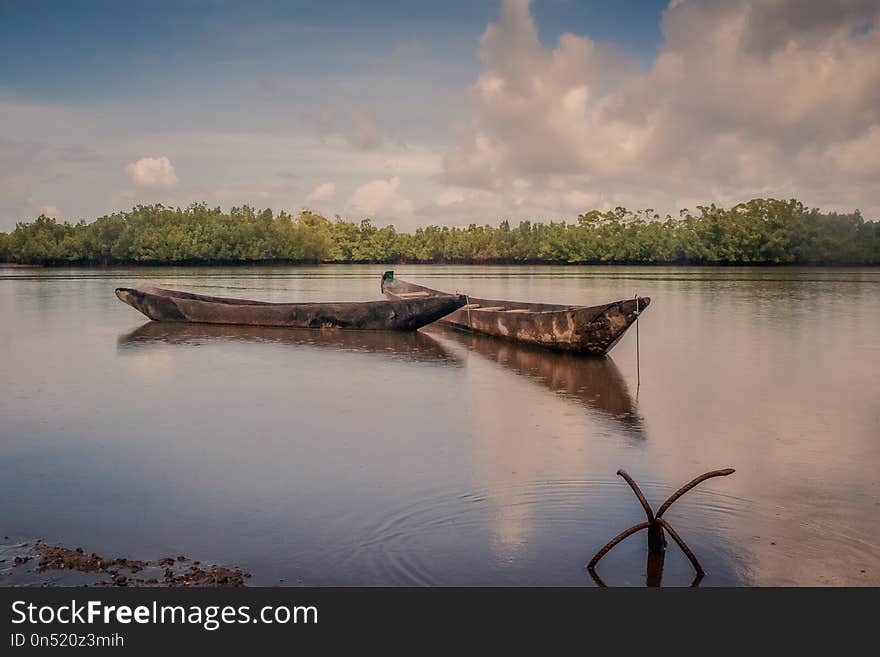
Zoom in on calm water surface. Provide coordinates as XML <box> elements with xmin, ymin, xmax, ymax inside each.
<box><xmin>1</xmin><ymin>265</ymin><xmax>878</xmax><ymax>586</ymax></box>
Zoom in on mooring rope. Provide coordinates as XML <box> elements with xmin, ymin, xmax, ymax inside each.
<box><xmin>634</xmin><ymin>293</ymin><xmax>641</xmax><ymax>389</ymax></box>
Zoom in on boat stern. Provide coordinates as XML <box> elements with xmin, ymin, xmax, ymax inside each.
<box><xmin>115</xmin><ymin>287</ymin><xmax>137</xmax><ymax>306</ymax></box>
<box><xmin>395</xmin><ymin>294</ymin><xmax>467</xmax><ymax>330</ymax></box>
<box><xmin>115</xmin><ymin>287</ymin><xmax>186</xmax><ymax>322</ymax></box>
<box><xmin>585</xmin><ymin>296</ymin><xmax>650</xmax><ymax>355</ymax></box>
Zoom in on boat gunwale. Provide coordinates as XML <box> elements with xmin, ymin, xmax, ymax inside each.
<box><xmin>115</xmin><ymin>284</ymin><xmax>468</xmax><ymax>332</ymax></box>
<box><xmin>118</xmin><ymin>286</ymin><xmax>464</xmax><ymax>309</ymax></box>
<box><xmin>382</xmin><ymin>278</ymin><xmax>625</xmax><ymax>316</ymax></box>
<box><xmin>458</xmin><ymin>301</ymin><xmax>610</xmax><ymax>316</ymax></box>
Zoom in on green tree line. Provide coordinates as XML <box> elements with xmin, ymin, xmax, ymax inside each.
<box><xmin>0</xmin><ymin>199</ymin><xmax>877</xmax><ymax>265</ymax></box>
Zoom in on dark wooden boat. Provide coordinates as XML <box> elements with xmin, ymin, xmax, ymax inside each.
<box><xmin>115</xmin><ymin>286</ymin><xmax>465</xmax><ymax>331</ymax></box>
<box><xmin>381</xmin><ymin>272</ymin><xmax>649</xmax><ymax>355</ymax></box>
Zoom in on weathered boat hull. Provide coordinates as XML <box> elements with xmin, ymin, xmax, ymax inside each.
<box><xmin>115</xmin><ymin>286</ymin><xmax>466</xmax><ymax>331</ymax></box>
<box><xmin>381</xmin><ymin>274</ymin><xmax>649</xmax><ymax>355</ymax></box>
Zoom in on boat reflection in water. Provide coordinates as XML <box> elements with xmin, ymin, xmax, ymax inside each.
<box><xmin>116</xmin><ymin>320</ymin><xmax>646</xmax><ymax>583</ymax></box>
<box><xmin>420</xmin><ymin>326</ymin><xmax>644</xmax><ymax>569</ymax></box>
<box><xmin>119</xmin><ymin>321</ymin><xmax>639</xmax><ymax>427</ymax></box>
<box><xmin>117</xmin><ymin>321</ymin><xmax>461</xmax><ymax>365</ymax></box>
<box><xmin>426</xmin><ymin>325</ymin><xmax>642</xmax><ymax>430</ymax></box>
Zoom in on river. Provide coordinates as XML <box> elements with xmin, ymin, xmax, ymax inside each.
<box><xmin>1</xmin><ymin>265</ymin><xmax>877</xmax><ymax>585</ymax></box>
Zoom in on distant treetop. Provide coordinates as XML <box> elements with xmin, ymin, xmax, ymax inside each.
<box><xmin>0</xmin><ymin>199</ymin><xmax>876</xmax><ymax>266</ymax></box>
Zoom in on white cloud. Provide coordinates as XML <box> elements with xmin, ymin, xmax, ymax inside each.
<box><xmin>306</xmin><ymin>182</ymin><xmax>336</xmax><ymax>203</ymax></box>
<box><xmin>349</xmin><ymin>176</ymin><xmax>414</xmax><ymax>217</ymax></box>
<box><xmin>443</xmin><ymin>0</ymin><xmax>880</xmax><ymax>218</ymax></box>
<box><xmin>38</xmin><ymin>205</ymin><xmax>61</xmax><ymax>219</ymax></box>
<box><xmin>2</xmin><ymin>2</ymin><xmax>878</xmax><ymax>231</ymax></box>
<box><xmin>435</xmin><ymin>189</ymin><xmax>466</xmax><ymax>207</ymax></box>
<box><xmin>125</xmin><ymin>156</ymin><xmax>178</xmax><ymax>189</ymax></box>
<box><xmin>823</xmin><ymin>126</ymin><xmax>880</xmax><ymax>180</ymax></box>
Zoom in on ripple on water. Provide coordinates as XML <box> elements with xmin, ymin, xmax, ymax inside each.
<box><xmin>323</xmin><ymin>478</ymin><xmax>757</xmax><ymax>586</ymax></box>
<box><xmin>318</xmin><ymin>478</ymin><xmax>880</xmax><ymax>586</ymax></box>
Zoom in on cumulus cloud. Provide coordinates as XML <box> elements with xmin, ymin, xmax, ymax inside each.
<box><xmin>3</xmin><ymin>1</ymin><xmax>878</xmax><ymax>231</ymax></box>
<box><xmin>306</xmin><ymin>182</ymin><xmax>336</xmax><ymax>203</ymax></box>
<box><xmin>349</xmin><ymin>176</ymin><xmax>414</xmax><ymax>217</ymax></box>
<box><xmin>435</xmin><ymin>188</ymin><xmax>466</xmax><ymax>207</ymax></box>
<box><xmin>38</xmin><ymin>205</ymin><xmax>61</xmax><ymax>219</ymax></box>
<box><xmin>125</xmin><ymin>156</ymin><xmax>179</xmax><ymax>189</ymax></box>
<box><xmin>444</xmin><ymin>0</ymin><xmax>880</xmax><ymax>218</ymax></box>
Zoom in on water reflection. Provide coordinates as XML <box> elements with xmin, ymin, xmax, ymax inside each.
<box><xmin>419</xmin><ymin>327</ymin><xmax>645</xmax><ymax>570</ymax></box>
<box><xmin>117</xmin><ymin>322</ymin><xmax>460</xmax><ymax>365</ymax></box>
<box><xmin>588</xmin><ymin>552</ymin><xmax>704</xmax><ymax>588</ymax></box>
<box><xmin>427</xmin><ymin>326</ymin><xmax>642</xmax><ymax>430</ymax></box>
<box><xmin>3</xmin><ymin>266</ymin><xmax>879</xmax><ymax>586</ymax></box>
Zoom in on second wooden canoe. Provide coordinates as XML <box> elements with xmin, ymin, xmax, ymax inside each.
<box><xmin>381</xmin><ymin>272</ymin><xmax>649</xmax><ymax>355</ymax></box>
<box><xmin>115</xmin><ymin>286</ymin><xmax>466</xmax><ymax>331</ymax></box>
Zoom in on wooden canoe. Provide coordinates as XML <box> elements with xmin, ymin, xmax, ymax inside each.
<box><xmin>115</xmin><ymin>286</ymin><xmax>466</xmax><ymax>331</ymax></box>
<box><xmin>381</xmin><ymin>272</ymin><xmax>649</xmax><ymax>355</ymax></box>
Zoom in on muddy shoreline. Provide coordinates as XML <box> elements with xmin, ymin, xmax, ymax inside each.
<box><xmin>3</xmin><ymin>538</ymin><xmax>249</xmax><ymax>587</ymax></box>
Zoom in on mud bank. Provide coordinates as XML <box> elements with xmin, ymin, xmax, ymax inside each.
<box><xmin>3</xmin><ymin>539</ymin><xmax>249</xmax><ymax>587</ymax></box>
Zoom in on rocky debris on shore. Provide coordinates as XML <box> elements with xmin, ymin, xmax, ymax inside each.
<box><xmin>34</xmin><ymin>543</ymin><xmax>146</xmax><ymax>575</ymax></box>
<box><xmin>159</xmin><ymin>563</ymin><xmax>247</xmax><ymax>587</ymax></box>
<box><xmin>11</xmin><ymin>540</ymin><xmax>250</xmax><ymax>587</ymax></box>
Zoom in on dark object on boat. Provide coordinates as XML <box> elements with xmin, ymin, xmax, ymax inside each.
<box><xmin>587</xmin><ymin>468</ymin><xmax>735</xmax><ymax>586</ymax></box>
<box><xmin>381</xmin><ymin>271</ymin><xmax>649</xmax><ymax>355</ymax></box>
<box><xmin>115</xmin><ymin>286</ymin><xmax>466</xmax><ymax>331</ymax></box>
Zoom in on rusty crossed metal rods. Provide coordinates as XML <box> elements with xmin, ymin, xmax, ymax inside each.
<box><xmin>587</xmin><ymin>468</ymin><xmax>735</xmax><ymax>580</ymax></box>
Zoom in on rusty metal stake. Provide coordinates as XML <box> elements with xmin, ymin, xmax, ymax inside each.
<box><xmin>587</xmin><ymin>467</ymin><xmax>735</xmax><ymax>584</ymax></box>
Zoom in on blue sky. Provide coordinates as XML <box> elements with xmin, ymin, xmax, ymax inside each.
<box><xmin>0</xmin><ymin>0</ymin><xmax>877</xmax><ymax>230</ymax></box>
<box><xmin>1</xmin><ymin>1</ymin><xmax>665</xmax><ymax>103</ymax></box>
